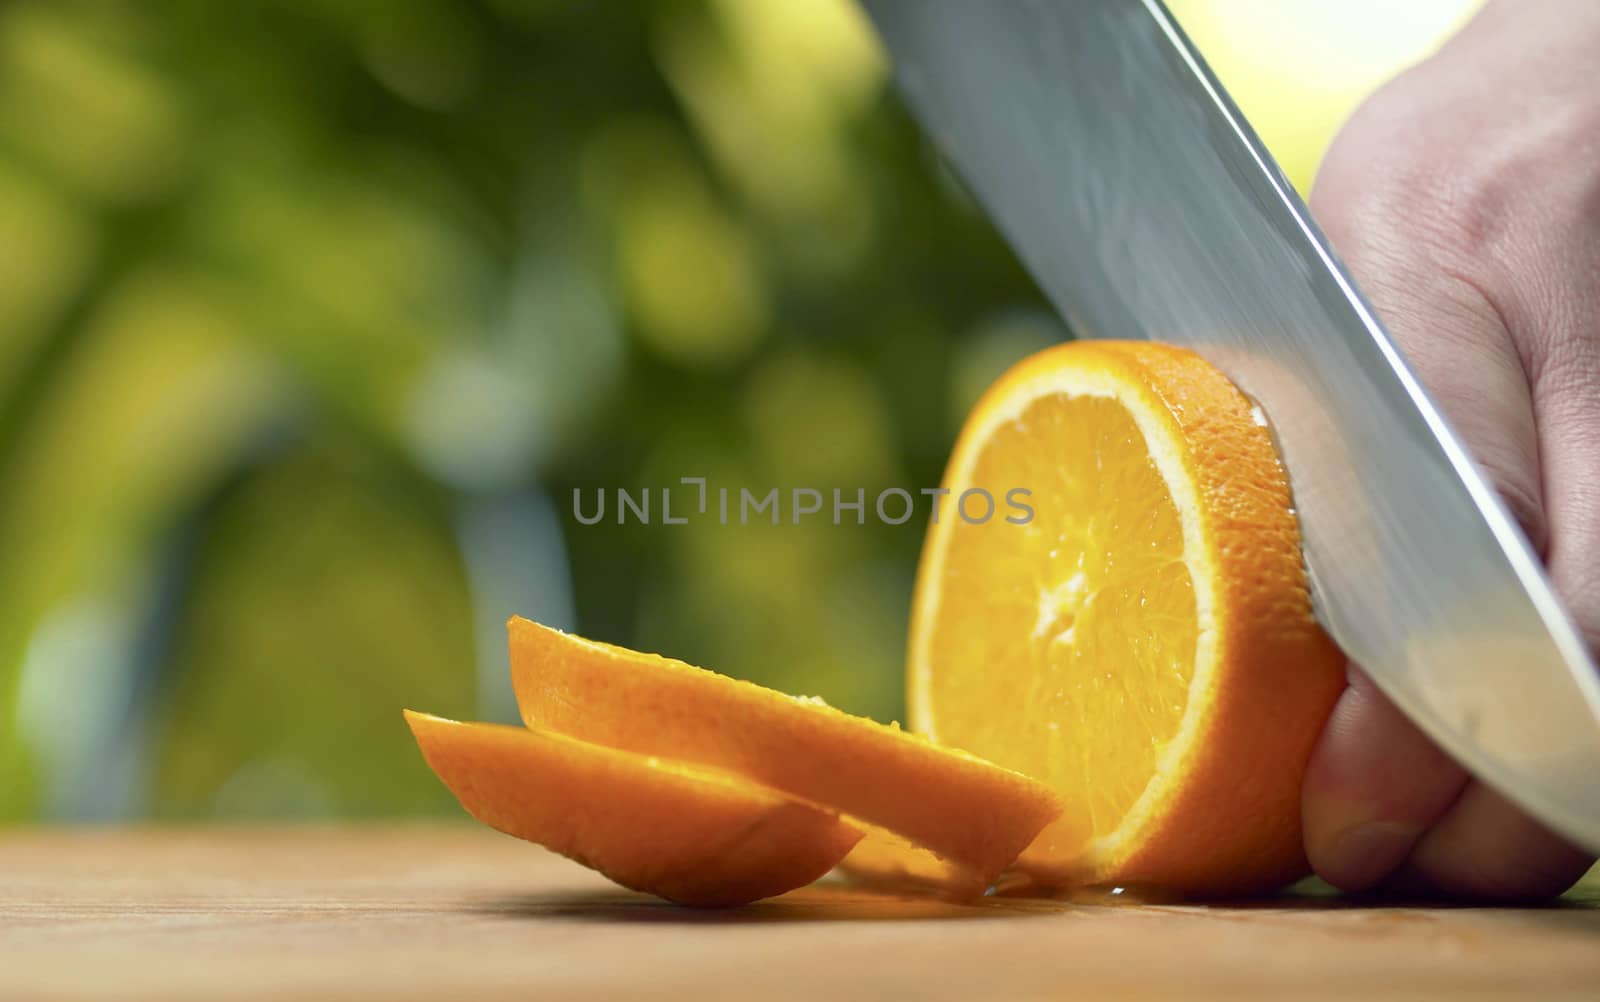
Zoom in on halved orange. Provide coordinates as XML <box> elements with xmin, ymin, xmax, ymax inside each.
<box><xmin>909</xmin><ymin>341</ymin><xmax>1344</xmax><ymax>895</ymax></box>
<box><xmin>405</xmin><ymin>710</ymin><xmax>862</xmax><ymax>906</ymax></box>
<box><xmin>509</xmin><ymin>616</ymin><xmax>1060</xmax><ymax>894</ymax></box>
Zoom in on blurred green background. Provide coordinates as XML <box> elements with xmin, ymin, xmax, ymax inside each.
<box><xmin>0</xmin><ymin>0</ymin><xmax>1475</xmax><ymax>821</ymax></box>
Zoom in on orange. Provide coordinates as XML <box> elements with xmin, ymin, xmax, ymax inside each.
<box><xmin>404</xmin><ymin>710</ymin><xmax>862</xmax><ymax>906</ymax></box>
<box><xmin>836</xmin><ymin>828</ymin><xmax>974</xmax><ymax>897</ymax></box>
<box><xmin>909</xmin><ymin>341</ymin><xmax>1344</xmax><ymax>895</ymax></box>
<box><xmin>509</xmin><ymin>616</ymin><xmax>1060</xmax><ymax>894</ymax></box>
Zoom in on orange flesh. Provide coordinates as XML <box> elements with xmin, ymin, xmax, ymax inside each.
<box><xmin>920</xmin><ymin>394</ymin><xmax>1197</xmax><ymax>859</ymax></box>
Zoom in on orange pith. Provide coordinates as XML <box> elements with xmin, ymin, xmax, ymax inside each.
<box><xmin>404</xmin><ymin>710</ymin><xmax>862</xmax><ymax>906</ymax></box>
<box><xmin>509</xmin><ymin>616</ymin><xmax>1060</xmax><ymax>894</ymax></box>
<box><xmin>909</xmin><ymin>341</ymin><xmax>1344</xmax><ymax>895</ymax></box>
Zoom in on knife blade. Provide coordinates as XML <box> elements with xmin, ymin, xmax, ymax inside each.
<box><xmin>864</xmin><ymin>0</ymin><xmax>1600</xmax><ymax>851</ymax></box>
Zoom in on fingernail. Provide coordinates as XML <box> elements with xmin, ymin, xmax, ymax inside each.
<box><xmin>1322</xmin><ymin>821</ymin><xmax>1422</xmax><ymax>891</ymax></box>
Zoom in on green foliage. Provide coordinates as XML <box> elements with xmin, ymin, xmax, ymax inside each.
<box><xmin>151</xmin><ymin>440</ymin><xmax>474</xmax><ymax>818</ymax></box>
<box><xmin>0</xmin><ymin>0</ymin><xmax>1049</xmax><ymax>819</ymax></box>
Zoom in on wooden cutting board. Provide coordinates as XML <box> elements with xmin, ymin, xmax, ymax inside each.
<box><xmin>3</xmin><ymin>825</ymin><xmax>1598</xmax><ymax>1000</ymax></box>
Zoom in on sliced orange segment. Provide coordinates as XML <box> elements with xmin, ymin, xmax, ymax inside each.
<box><xmin>836</xmin><ymin>828</ymin><xmax>975</xmax><ymax>897</ymax></box>
<box><xmin>509</xmin><ymin>617</ymin><xmax>1060</xmax><ymax>894</ymax></box>
<box><xmin>404</xmin><ymin>710</ymin><xmax>863</xmax><ymax>907</ymax></box>
<box><xmin>909</xmin><ymin>341</ymin><xmax>1344</xmax><ymax>895</ymax></box>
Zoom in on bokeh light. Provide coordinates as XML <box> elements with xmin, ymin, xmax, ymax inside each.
<box><xmin>0</xmin><ymin>0</ymin><xmax>1473</xmax><ymax>820</ymax></box>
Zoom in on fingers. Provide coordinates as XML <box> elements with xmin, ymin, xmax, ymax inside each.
<box><xmin>1305</xmin><ymin>128</ymin><xmax>1574</xmax><ymax>895</ymax></box>
<box><xmin>1304</xmin><ymin>668</ymin><xmax>1595</xmax><ymax>900</ymax></box>
<box><xmin>1301</xmin><ymin>667</ymin><xmax>1468</xmax><ymax>891</ymax></box>
<box><xmin>1301</xmin><ymin>9</ymin><xmax>1600</xmax><ymax>897</ymax></box>
<box><xmin>1398</xmin><ymin>782</ymin><xmax>1596</xmax><ymax>901</ymax></box>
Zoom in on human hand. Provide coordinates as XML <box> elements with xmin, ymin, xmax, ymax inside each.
<box><xmin>1301</xmin><ymin>0</ymin><xmax>1600</xmax><ymax>900</ymax></box>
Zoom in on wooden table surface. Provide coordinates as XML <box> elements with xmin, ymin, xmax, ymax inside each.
<box><xmin>3</xmin><ymin>825</ymin><xmax>1599</xmax><ymax>1000</ymax></box>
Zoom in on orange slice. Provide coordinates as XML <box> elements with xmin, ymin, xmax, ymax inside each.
<box><xmin>836</xmin><ymin>828</ymin><xmax>975</xmax><ymax>897</ymax></box>
<box><xmin>909</xmin><ymin>341</ymin><xmax>1345</xmax><ymax>895</ymax></box>
<box><xmin>508</xmin><ymin>616</ymin><xmax>1060</xmax><ymax>894</ymax></box>
<box><xmin>405</xmin><ymin>710</ymin><xmax>863</xmax><ymax>906</ymax></box>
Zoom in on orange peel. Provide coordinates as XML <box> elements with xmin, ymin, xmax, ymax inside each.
<box><xmin>405</xmin><ymin>710</ymin><xmax>862</xmax><ymax>906</ymax></box>
<box><xmin>509</xmin><ymin>616</ymin><xmax>1060</xmax><ymax>894</ymax></box>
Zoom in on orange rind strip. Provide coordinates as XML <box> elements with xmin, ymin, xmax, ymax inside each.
<box><xmin>405</xmin><ymin>710</ymin><xmax>863</xmax><ymax>907</ymax></box>
<box><xmin>508</xmin><ymin>616</ymin><xmax>1061</xmax><ymax>894</ymax></box>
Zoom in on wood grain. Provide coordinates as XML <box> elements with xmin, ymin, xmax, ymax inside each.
<box><xmin>2</xmin><ymin>825</ymin><xmax>1598</xmax><ymax>1000</ymax></box>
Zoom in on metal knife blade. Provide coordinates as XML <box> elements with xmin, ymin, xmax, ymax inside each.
<box><xmin>864</xmin><ymin>0</ymin><xmax>1600</xmax><ymax>850</ymax></box>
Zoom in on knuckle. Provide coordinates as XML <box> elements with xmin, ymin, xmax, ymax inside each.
<box><xmin>1485</xmin><ymin>461</ymin><xmax>1549</xmax><ymax>555</ymax></box>
<box><xmin>1311</xmin><ymin>90</ymin><xmax>1465</xmax><ymax>268</ymax></box>
<box><xmin>1533</xmin><ymin>320</ymin><xmax>1600</xmax><ymax>421</ymax></box>
<box><xmin>1312</xmin><ymin>76</ymin><xmax>1581</xmax><ymax>291</ymax></box>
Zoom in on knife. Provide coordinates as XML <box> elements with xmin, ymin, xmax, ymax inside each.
<box><xmin>863</xmin><ymin>0</ymin><xmax>1600</xmax><ymax>851</ymax></box>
